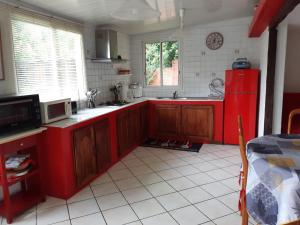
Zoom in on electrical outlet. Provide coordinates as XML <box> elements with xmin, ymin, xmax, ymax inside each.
<box><xmin>195</xmin><ymin>72</ymin><xmax>200</xmax><ymax>77</ymax></box>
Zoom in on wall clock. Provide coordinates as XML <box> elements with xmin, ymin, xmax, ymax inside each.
<box><xmin>206</xmin><ymin>32</ymin><xmax>224</xmax><ymax>50</ymax></box>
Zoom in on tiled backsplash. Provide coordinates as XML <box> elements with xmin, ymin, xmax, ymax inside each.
<box><xmin>85</xmin><ymin>61</ymin><xmax>131</xmax><ymax>104</ymax></box>
<box><xmin>130</xmin><ymin>17</ymin><xmax>261</xmax><ymax>98</ymax></box>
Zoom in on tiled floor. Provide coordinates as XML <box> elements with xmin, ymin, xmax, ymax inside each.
<box><xmin>2</xmin><ymin>144</ymin><xmax>254</xmax><ymax>225</ymax></box>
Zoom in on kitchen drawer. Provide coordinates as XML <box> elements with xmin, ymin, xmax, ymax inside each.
<box><xmin>0</xmin><ymin>135</ymin><xmax>37</xmax><ymax>154</ymax></box>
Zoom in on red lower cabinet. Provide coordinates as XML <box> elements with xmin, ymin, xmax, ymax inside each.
<box><xmin>0</xmin><ymin>129</ymin><xmax>46</xmax><ymax>224</ymax></box>
<box><xmin>42</xmin><ymin>103</ymin><xmax>147</xmax><ymax>199</ymax></box>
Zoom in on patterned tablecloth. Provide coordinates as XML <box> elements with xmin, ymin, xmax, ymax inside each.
<box><xmin>246</xmin><ymin>134</ymin><xmax>300</xmax><ymax>225</ymax></box>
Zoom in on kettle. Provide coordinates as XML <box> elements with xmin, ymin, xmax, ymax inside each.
<box><xmin>129</xmin><ymin>83</ymin><xmax>143</xmax><ymax>98</ymax></box>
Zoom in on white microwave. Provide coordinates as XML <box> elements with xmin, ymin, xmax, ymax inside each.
<box><xmin>40</xmin><ymin>98</ymin><xmax>72</xmax><ymax>124</ymax></box>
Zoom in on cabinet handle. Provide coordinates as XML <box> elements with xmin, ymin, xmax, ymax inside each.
<box><xmin>20</xmin><ymin>142</ymin><xmax>24</xmax><ymax>146</ymax></box>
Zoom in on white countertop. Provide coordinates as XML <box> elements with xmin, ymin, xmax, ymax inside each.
<box><xmin>46</xmin><ymin>97</ymin><xmax>223</xmax><ymax>129</ymax></box>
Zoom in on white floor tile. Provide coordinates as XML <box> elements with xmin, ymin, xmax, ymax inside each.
<box><xmin>179</xmin><ymin>187</ymin><xmax>213</xmax><ymax>204</ymax></box>
<box><xmin>174</xmin><ymin>165</ymin><xmax>200</xmax><ymax>176</ymax></box>
<box><xmin>165</xmin><ymin>158</ymin><xmax>189</xmax><ymax>168</ymax></box>
<box><xmin>157</xmin><ymin>169</ymin><xmax>183</xmax><ymax>180</ymax></box>
<box><xmin>146</xmin><ymin>181</ymin><xmax>176</xmax><ymax>197</ymax></box>
<box><xmin>68</xmin><ymin>198</ymin><xmax>100</xmax><ymax>219</ymax></box>
<box><xmin>169</xmin><ymin>205</ymin><xmax>209</xmax><ymax>225</ymax></box>
<box><xmin>67</xmin><ymin>186</ymin><xmax>94</xmax><ymax>203</ymax></box>
<box><xmin>51</xmin><ymin>221</ymin><xmax>71</xmax><ymax>225</ymax></box>
<box><xmin>126</xmin><ymin>221</ymin><xmax>143</xmax><ymax>225</ymax></box>
<box><xmin>167</xmin><ymin>177</ymin><xmax>197</xmax><ymax>191</ymax></box>
<box><xmin>223</xmin><ymin>165</ymin><xmax>241</xmax><ymax>176</ymax></box>
<box><xmin>115</xmin><ymin>177</ymin><xmax>142</xmax><ymax>191</ymax></box>
<box><xmin>148</xmin><ymin>161</ymin><xmax>171</xmax><ymax>171</ymax></box>
<box><xmin>129</xmin><ymin>165</ymin><xmax>153</xmax><ymax>176</ymax></box>
<box><xmin>91</xmin><ymin>173</ymin><xmax>112</xmax><ymax>186</ymax></box>
<box><xmin>141</xmin><ymin>213</ymin><xmax>177</xmax><ymax>225</ymax></box>
<box><xmin>123</xmin><ymin>158</ymin><xmax>145</xmax><ymax>168</ymax></box>
<box><xmin>122</xmin><ymin>186</ymin><xmax>152</xmax><ymax>203</ymax></box>
<box><xmin>217</xmin><ymin>192</ymin><xmax>240</xmax><ymax>212</ymax></box>
<box><xmin>71</xmin><ymin>213</ymin><xmax>106</xmax><ymax>225</ymax></box>
<box><xmin>37</xmin><ymin>205</ymin><xmax>69</xmax><ymax>225</ymax></box>
<box><xmin>181</xmin><ymin>156</ymin><xmax>204</xmax><ymax>164</ymax></box>
<box><xmin>91</xmin><ymin>182</ymin><xmax>119</xmax><ymax>197</ymax></box>
<box><xmin>156</xmin><ymin>192</ymin><xmax>190</xmax><ymax>211</ymax></box>
<box><xmin>131</xmin><ymin>198</ymin><xmax>166</xmax><ymax>219</ymax></box>
<box><xmin>102</xmin><ymin>205</ymin><xmax>139</xmax><ymax>225</ymax></box>
<box><xmin>213</xmin><ymin>213</ymin><xmax>242</xmax><ymax>225</ymax></box>
<box><xmin>136</xmin><ymin>173</ymin><xmax>164</xmax><ymax>185</ymax></box>
<box><xmin>96</xmin><ymin>192</ymin><xmax>128</xmax><ymax>211</ymax></box>
<box><xmin>186</xmin><ymin>172</ymin><xmax>215</xmax><ymax>185</ymax></box>
<box><xmin>221</xmin><ymin>177</ymin><xmax>240</xmax><ymax>191</ymax></box>
<box><xmin>195</xmin><ymin>199</ymin><xmax>233</xmax><ymax>219</ymax></box>
<box><xmin>224</xmin><ymin>156</ymin><xmax>241</xmax><ymax>164</ymax></box>
<box><xmin>201</xmin><ymin>182</ymin><xmax>234</xmax><ymax>197</ymax></box>
<box><xmin>209</xmin><ymin>159</ymin><xmax>233</xmax><ymax>168</ymax></box>
<box><xmin>206</xmin><ymin>168</ymin><xmax>235</xmax><ymax>180</ymax></box>
<box><xmin>193</xmin><ymin>162</ymin><xmax>218</xmax><ymax>172</ymax></box>
<box><xmin>108</xmin><ymin>161</ymin><xmax>127</xmax><ymax>172</ymax></box>
<box><xmin>109</xmin><ymin>168</ymin><xmax>134</xmax><ymax>181</ymax></box>
<box><xmin>37</xmin><ymin>196</ymin><xmax>66</xmax><ymax>211</ymax></box>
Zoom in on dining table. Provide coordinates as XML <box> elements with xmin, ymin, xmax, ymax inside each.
<box><xmin>246</xmin><ymin>134</ymin><xmax>300</xmax><ymax>225</ymax></box>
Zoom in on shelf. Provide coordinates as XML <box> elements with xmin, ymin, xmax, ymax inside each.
<box><xmin>0</xmin><ymin>169</ymin><xmax>40</xmax><ymax>186</ymax></box>
<box><xmin>0</xmin><ymin>191</ymin><xmax>44</xmax><ymax>220</ymax></box>
<box><xmin>101</xmin><ymin>74</ymin><xmax>132</xmax><ymax>80</ymax></box>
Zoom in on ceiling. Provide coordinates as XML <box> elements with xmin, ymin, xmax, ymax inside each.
<box><xmin>7</xmin><ymin>0</ymin><xmax>258</xmax><ymax>34</ymax></box>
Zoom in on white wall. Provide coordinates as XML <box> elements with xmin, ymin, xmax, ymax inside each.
<box><xmin>284</xmin><ymin>26</ymin><xmax>300</xmax><ymax>92</ymax></box>
<box><xmin>0</xmin><ymin>3</ymin><xmax>17</xmax><ymax>95</ymax></box>
<box><xmin>130</xmin><ymin>17</ymin><xmax>261</xmax><ymax>97</ymax></box>
<box><xmin>257</xmin><ymin>29</ymin><xmax>269</xmax><ymax>137</ymax></box>
<box><xmin>272</xmin><ymin>20</ymin><xmax>288</xmax><ymax>134</ymax></box>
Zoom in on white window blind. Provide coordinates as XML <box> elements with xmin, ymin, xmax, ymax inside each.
<box><xmin>11</xmin><ymin>13</ymin><xmax>86</xmax><ymax>101</ymax></box>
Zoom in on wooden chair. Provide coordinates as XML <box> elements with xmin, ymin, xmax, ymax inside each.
<box><xmin>287</xmin><ymin>108</ymin><xmax>300</xmax><ymax>134</ymax></box>
<box><xmin>238</xmin><ymin>115</ymin><xmax>249</xmax><ymax>225</ymax></box>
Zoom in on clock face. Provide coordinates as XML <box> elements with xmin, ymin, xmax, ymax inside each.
<box><xmin>206</xmin><ymin>32</ymin><xmax>223</xmax><ymax>50</ymax></box>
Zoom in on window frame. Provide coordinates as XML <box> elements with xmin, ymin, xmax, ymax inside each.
<box><xmin>142</xmin><ymin>39</ymin><xmax>183</xmax><ymax>90</ymax></box>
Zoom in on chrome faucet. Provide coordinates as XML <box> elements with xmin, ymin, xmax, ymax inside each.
<box><xmin>173</xmin><ymin>91</ymin><xmax>178</xmax><ymax>99</ymax></box>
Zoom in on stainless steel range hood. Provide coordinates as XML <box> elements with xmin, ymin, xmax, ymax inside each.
<box><xmin>92</xmin><ymin>29</ymin><xmax>127</xmax><ymax>63</ymax></box>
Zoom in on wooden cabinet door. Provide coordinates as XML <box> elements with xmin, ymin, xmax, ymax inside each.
<box><xmin>94</xmin><ymin>119</ymin><xmax>111</xmax><ymax>172</ymax></box>
<box><xmin>140</xmin><ymin>104</ymin><xmax>148</xmax><ymax>142</ymax></box>
<box><xmin>155</xmin><ymin>104</ymin><xmax>181</xmax><ymax>137</ymax></box>
<box><xmin>117</xmin><ymin>111</ymin><xmax>129</xmax><ymax>157</ymax></box>
<box><xmin>73</xmin><ymin>125</ymin><xmax>97</xmax><ymax>186</ymax></box>
<box><xmin>181</xmin><ymin>105</ymin><xmax>214</xmax><ymax>141</ymax></box>
<box><xmin>128</xmin><ymin>107</ymin><xmax>140</xmax><ymax>146</ymax></box>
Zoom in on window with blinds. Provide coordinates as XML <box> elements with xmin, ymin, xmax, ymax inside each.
<box><xmin>11</xmin><ymin>14</ymin><xmax>86</xmax><ymax>101</ymax></box>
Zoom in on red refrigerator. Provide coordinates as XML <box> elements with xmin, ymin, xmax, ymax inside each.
<box><xmin>224</xmin><ymin>69</ymin><xmax>260</xmax><ymax>145</ymax></box>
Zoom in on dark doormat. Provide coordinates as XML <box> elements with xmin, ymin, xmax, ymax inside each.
<box><xmin>142</xmin><ymin>138</ymin><xmax>202</xmax><ymax>153</ymax></box>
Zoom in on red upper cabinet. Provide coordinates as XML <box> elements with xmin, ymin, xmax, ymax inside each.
<box><xmin>224</xmin><ymin>69</ymin><xmax>260</xmax><ymax>145</ymax></box>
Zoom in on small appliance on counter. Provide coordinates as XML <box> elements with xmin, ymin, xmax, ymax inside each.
<box><xmin>0</xmin><ymin>94</ymin><xmax>41</xmax><ymax>135</ymax></box>
<box><xmin>40</xmin><ymin>98</ymin><xmax>72</xmax><ymax>124</ymax></box>
<box><xmin>129</xmin><ymin>82</ymin><xmax>143</xmax><ymax>98</ymax></box>
<box><xmin>232</xmin><ymin>58</ymin><xmax>251</xmax><ymax>70</ymax></box>
<box><xmin>86</xmin><ymin>89</ymin><xmax>99</xmax><ymax>108</ymax></box>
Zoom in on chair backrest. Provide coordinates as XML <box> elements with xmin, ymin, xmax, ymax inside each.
<box><xmin>287</xmin><ymin>108</ymin><xmax>300</xmax><ymax>134</ymax></box>
<box><xmin>238</xmin><ymin>115</ymin><xmax>248</xmax><ymax>188</ymax></box>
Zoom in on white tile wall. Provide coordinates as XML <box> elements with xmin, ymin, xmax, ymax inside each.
<box><xmin>130</xmin><ymin>17</ymin><xmax>261</xmax><ymax>98</ymax></box>
<box><xmin>83</xmin><ymin>26</ymin><xmax>131</xmax><ymax>104</ymax></box>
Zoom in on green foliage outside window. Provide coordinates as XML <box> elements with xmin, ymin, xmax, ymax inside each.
<box><xmin>145</xmin><ymin>41</ymin><xmax>179</xmax><ymax>86</ymax></box>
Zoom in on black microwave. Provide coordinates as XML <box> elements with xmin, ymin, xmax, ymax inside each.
<box><xmin>0</xmin><ymin>94</ymin><xmax>42</xmax><ymax>135</ymax></box>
